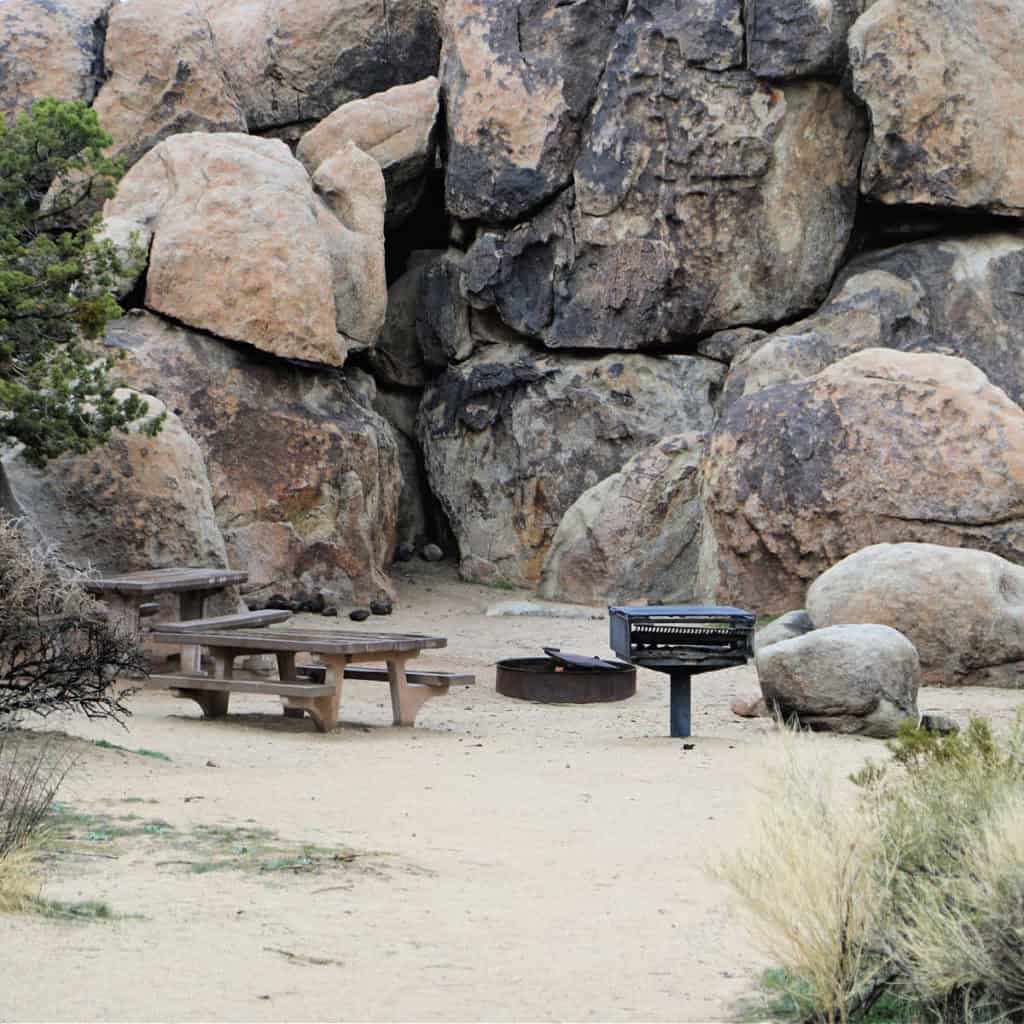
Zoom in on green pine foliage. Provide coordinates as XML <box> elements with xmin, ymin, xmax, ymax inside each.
<box><xmin>0</xmin><ymin>98</ymin><xmax>160</xmax><ymax>467</ymax></box>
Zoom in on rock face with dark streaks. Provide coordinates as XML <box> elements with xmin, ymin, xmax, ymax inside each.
<box><xmin>419</xmin><ymin>345</ymin><xmax>724</xmax><ymax>585</ymax></box>
<box><xmin>458</xmin><ymin>22</ymin><xmax>865</xmax><ymax>349</ymax></box>
<box><xmin>745</xmin><ymin>0</ymin><xmax>866</xmax><ymax>79</ymax></box>
<box><xmin>706</xmin><ymin>349</ymin><xmax>1024</xmax><ymax>614</ymax></box>
<box><xmin>197</xmin><ymin>0</ymin><xmax>440</xmax><ymax>133</ymax></box>
<box><xmin>722</xmin><ymin>232</ymin><xmax>1024</xmax><ymax>408</ymax></box>
<box><xmin>440</xmin><ymin>0</ymin><xmax>624</xmax><ymax>223</ymax></box>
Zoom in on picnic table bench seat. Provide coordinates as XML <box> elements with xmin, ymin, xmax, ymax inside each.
<box><xmin>151</xmin><ymin>609</ymin><xmax>292</xmax><ymax>632</ymax></box>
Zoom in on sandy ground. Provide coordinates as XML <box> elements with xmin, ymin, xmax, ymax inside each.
<box><xmin>2</xmin><ymin>562</ymin><xmax>1022</xmax><ymax>1023</ymax></box>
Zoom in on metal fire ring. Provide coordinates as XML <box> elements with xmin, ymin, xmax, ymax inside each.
<box><xmin>495</xmin><ymin>656</ymin><xmax>636</xmax><ymax>704</ymax></box>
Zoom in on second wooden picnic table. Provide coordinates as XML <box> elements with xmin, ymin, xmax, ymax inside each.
<box><xmin>83</xmin><ymin>567</ymin><xmax>249</xmax><ymax>672</ymax></box>
<box><xmin>146</xmin><ymin>625</ymin><xmax>449</xmax><ymax>732</ymax></box>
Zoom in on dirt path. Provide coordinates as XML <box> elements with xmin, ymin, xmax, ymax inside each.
<box><xmin>2</xmin><ymin>563</ymin><xmax>1021</xmax><ymax>1022</ymax></box>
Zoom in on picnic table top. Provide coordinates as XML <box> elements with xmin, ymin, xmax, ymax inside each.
<box><xmin>146</xmin><ymin>625</ymin><xmax>447</xmax><ymax>655</ymax></box>
<box><xmin>82</xmin><ymin>568</ymin><xmax>249</xmax><ymax>595</ymax></box>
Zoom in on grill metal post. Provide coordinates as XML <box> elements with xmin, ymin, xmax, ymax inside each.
<box><xmin>669</xmin><ymin>670</ymin><xmax>692</xmax><ymax>738</ymax></box>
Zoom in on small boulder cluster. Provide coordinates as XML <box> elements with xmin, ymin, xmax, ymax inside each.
<box><xmin>740</xmin><ymin>542</ymin><xmax>1024</xmax><ymax>737</ymax></box>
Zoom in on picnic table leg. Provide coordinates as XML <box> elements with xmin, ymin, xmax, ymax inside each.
<box><xmin>177</xmin><ymin>589</ymin><xmax>207</xmax><ymax>675</ymax></box>
<box><xmin>103</xmin><ymin>594</ymin><xmax>141</xmax><ymax>639</ymax></box>
<box><xmin>276</xmin><ymin>652</ymin><xmax>306</xmax><ymax>719</ymax></box>
<box><xmin>176</xmin><ymin>645</ymin><xmax>233</xmax><ymax>718</ymax></box>
<box><xmin>282</xmin><ymin>655</ymin><xmax>344</xmax><ymax>733</ymax></box>
<box><xmin>387</xmin><ymin>655</ymin><xmax>446</xmax><ymax>727</ymax></box>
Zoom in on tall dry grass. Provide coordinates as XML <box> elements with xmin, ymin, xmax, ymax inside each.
<box><xmin>717</xmin><ymin>716</ymin><xmax>1024</xmax><ymax>1024</ymax></box>
<box><xmin>713</xmin><ymin>734</ymin><xmax>892</xmax><ymax>1024</ymax></box>
<box><xmin>0</xmin><ymin>730</ymin><xmax>76</xmax><ymax>912</ymax></box>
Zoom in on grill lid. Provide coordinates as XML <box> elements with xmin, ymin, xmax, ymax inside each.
<box><xmin>608</xmin><ymin>605</ymin><xmax>754</xmax><ymax>619</ymax></box>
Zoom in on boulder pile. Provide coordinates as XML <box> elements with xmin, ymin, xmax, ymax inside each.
<box><xmin>3</xmin><ymin>0</ymin><xmax>1024</xmax><ymax>621</ymax></box>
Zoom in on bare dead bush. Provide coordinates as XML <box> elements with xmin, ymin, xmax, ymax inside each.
<box><xmin>0</xmin><ymin>515</ymin><xmax>146</xmax><ymax>725</ymax></box>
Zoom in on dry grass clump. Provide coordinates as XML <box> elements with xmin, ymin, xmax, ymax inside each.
<box><xmin>0</xmin><ymin>731</ymin><xmax>75</xmax><ymax>912</ymax></box>
<box><xmin>717</xmin><ymin>716</ymin><xmax>1024</xmax><ymax>1024</ymax></box>
<box><xmin>0</xmin><ymin>514</ymin><xmax>146</xmax><ymax>724</ymax></box>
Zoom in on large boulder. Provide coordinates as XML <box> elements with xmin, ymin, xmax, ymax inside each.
<box><xmin>538</xmin><ymin>433</ymin><xmax>711</xmax><ymax>605</ymax></box>
<box><xmin>440</xmin><ymin>0</ymin><xmax>623</xmax><ymax>223</ymax></box>
<box><xmin>0</xmin><ymin>0</ymin><xmax>111</xmax><ymax>117</ymax></box>
<box><xmin>807</xmin><ymin>544</ymin><xmax>1024</xmax><ymax>687</ymax></box>
<box><xmin>419</xmin><ymin>345</ymin><xmax>724</xmax><ymax>585</ymax></box>
<box><xmin>197</xmin><ymin>0</ymin><xmax>440</xmax><ymax>133</ymax></box>
<box><xmin>105</xmin><ymin>312</ymin><xmax>401</xmax><ymax>603</ymax></box>
<box><xmin>722</xmin><ymin>232</ymin><xmax>1024</xmax><ymax>408</ymax></box>
<box><xmin>461</xmin><ymin>72</ymin><xmax>865</xmax><ymax>349</ymax></box>
<box><xmin>755</xmin><ymin>624</ymin><xmax>920</xmax><ymax>737</ymax></box>
<box><xmin>103</xmin><ymin>132</ymin><xmax>379</xmax><ymax>366</ymax></box>
<box><xmin>297</xmin><ymin>78</ymin><xmax>439</xmax><ymax>230</ymax></box>
<box><xmin>705</xmin><ymin>349</ymin><xmax>1024</xmax><ymax>614</ymax></box>
<box><xmin>0</xmin><ymin>392</ymin><xmax>228</xmax><ymax>575</ymax></box>
<box><xmin>746</xmin><ymin>0</ymin><xmax>866</xmax><ymax>79</ymax></box>
<box><xmin>91</xmin><ymin>0</ymin><xmax>247</xmax><ymax>166</ymax></box>
<box><xmin>849</xmin><ymin>0</ymin><xmax>1024</xmax><ymax>215</ymax></box>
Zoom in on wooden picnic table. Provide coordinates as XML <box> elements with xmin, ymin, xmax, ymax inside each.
<box><xmin>145</xmin><ymin>625</ymin><xmax>450</xmax><ymax>732</ymax></box>
<box><xmin>83</xmin><ymin>567</ymin><xmax>248</xmax><ymax>671</ymax></box>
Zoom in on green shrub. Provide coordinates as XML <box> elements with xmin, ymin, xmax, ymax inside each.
<box><xmin>717</xmin><ymin>715</ymin><xmax>1024</xmax><ymax>1024</ymax></box>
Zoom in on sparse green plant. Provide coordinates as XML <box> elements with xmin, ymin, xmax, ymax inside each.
<box><xmin>1</xmin><ymin>98</ymin><xmax>162</xmax><ymax>467</ymax></box>
<box><xmin>91</xmin><ymin>740</ymin><xmax>170</xmax><ymax>761</ymax></box>
<box><xmin>718</xmin><ymin>714</ymin><xmax>1024</xmax><ymax>1024</ymax></box>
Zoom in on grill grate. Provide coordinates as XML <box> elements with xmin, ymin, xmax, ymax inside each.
<box><xmin>609</xmin><ymin>605</ymin><xmax>755</xmax><ymax>668</ymax></box>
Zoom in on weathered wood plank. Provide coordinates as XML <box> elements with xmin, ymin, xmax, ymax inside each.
<box><xmin>295</xmin><ymin>664</ymin><xmax>475</xmax><ymax>687</ymax></box>
<box><xmin>147</xmin><ymin>627</ymin><xmax>447</xmax><ymax>654</ymax></box>
<box><xmin>154</xmin><ymin>609</ymin><xmax>292</xmax><ymax>633</ymax></box>
<box><xmin>144</xmin><ymin>674</ymin><xmax>334</xmax><ymax>698</ymax></box>
<box><xmin>83</xmin><ymin>568</ymin><xmax>248</xmax><ymax>595</ymax></box>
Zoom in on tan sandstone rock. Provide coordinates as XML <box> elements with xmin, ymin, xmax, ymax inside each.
<box><xmin>849</xmin><ymin>0</ymin><xmax>1024</xmax><ymax>215</ymax></box>
<box><xmin>538</xmin><ymin>434</ymin><xmax>711</xmax><ymax>606</ymax></box>
<box><xmin>0</xmin><ymin>0</ymin><xmax>111</xmax><ymax>117</ymax></box>
<box><xmin>298</xmin><ymin>78</ymin><xmax>439</xmax><ymax>229</ymax></box>
<box><xmin>106</xmin><ymin>312</ymin><xmax>401</xmax><ymax>604</ymax></box>
<box><xmin>0</xmin><ymin>391</ymin><xmax>228</xmax><ymax>575</ymax></box>
<box><xmin>91</xmin><ymin>0</ymin><xmax>246</xmax><ymax>166</ymax></box>
<box><xmin>705</xmin><ymin>349</ymin><xmax>1024</xmax><ymax>614</ymax></box>
<box><xmin>312</xmin><ymin>141</ymin><xmax>387</xmax><ymax>349</ymax></box>
<box><xmin>807</xmin><ymin>543</ymin><xmax>1024</xmax><ymax>687</ymax></box>
<box><xmin>104</xmin><ymin>133</ymin><xmax>354</xmax><ymax>366</ymax></box>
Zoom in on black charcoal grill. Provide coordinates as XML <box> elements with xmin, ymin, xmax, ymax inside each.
<box><xmin>609</xmin><ymin>605</ymin><xmax>755</xmax><ymax>737</ymax></box>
